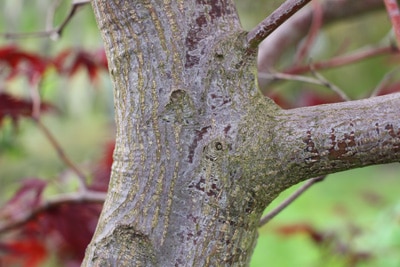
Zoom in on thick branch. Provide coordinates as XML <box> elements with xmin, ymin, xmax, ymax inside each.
<box><xmin>273</xmin><ymin>93</ymin><xmax>400</xmax><ymax>187</ymax></box>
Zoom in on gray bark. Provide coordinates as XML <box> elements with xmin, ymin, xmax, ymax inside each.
<box><xmin>82</xmin><ymin>0</ymin><xmax>400</xmax><ymax>266</ymax></box>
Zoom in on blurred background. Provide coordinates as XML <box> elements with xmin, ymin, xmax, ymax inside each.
<box><xmin>0</xmin><ymin>0</ymin><xmax>399</xmax><ymax>266</ymax></box>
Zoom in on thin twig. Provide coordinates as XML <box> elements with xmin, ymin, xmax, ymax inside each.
<box><xmin>309</xmin><ymin>64</ymin><xmax>351</xmax><ymax>101</ymax></box>
<box><xmin>370</xmin><ymin>67</ymin><xmax>400</xmax><ymax>97</ymax></box>
<box><xmin>0</xmin><ymin>191</ymin><xmax>106</xmax><ymax>235</ymax></box>
<box><xmin>285</xmin><ymin>45</ymin><xmax>398</xmax><ymax>75</ymax></box>
<box><xmin>260</xmin><ymin>70</ymin><xmax>350</xmax><ymax>101</ymax></box>
<box><xmin>260</xmin><ymin>71</ymin><xmax>328</xmax><ymax>85</ymax></box>
<box><xmin>32</xmin><ymin>118</ymin><xmax>88</xmax><ymax>191</ymax></box>
<box><xmin>46</xmin><ymin>0</ymin><xmax>64</xmax><ymax>37</ymax></box>
<box><xmin>259</xmin><ymin>176</ymin><xmax>326</xmax><ymax>227</ymax></box>
<box><xmin>29</xmin><ymin>75</ymin><xmax>42</xmax><ymax>119</ymax></box>
<box><xmin>0</xmin><ymin>0</ymin><xmax>90</xmax><ymax>40</ymax></box>
<box><xmin>294</xmin><ymin>0</ymin><xmax>323</xmax><ymax>65</ymax></box>
<box><xmin>384</xmin><ymin>0</ymin><xmax>400</xmax><ymax>46</ymax></box>
<box><xmin>247</xmin><ymin>0</ymin><xmax>312</xmax><ymax>49</ymax></box>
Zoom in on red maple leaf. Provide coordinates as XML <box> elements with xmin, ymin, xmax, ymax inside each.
<box><xmin>0</xmin><ymin>92</ymin><xmax>54</xmax><ymax>126</ymax></box>
<box><xmin>0</xmin><ymin>45</ymin><xmax>48</xmax><ymax>84</ymax></box>
<box><xmin>0</xmin><ymin>238</ymin><xmax>47</xmax><ymax>267</ymax></box>
<box><xmin>54</xmin><ymin>48</ymin><xmax>108</xmax><ymax>82</ymax></box>
<box><xmin>0</xmin><ymin>178</ymin><xmax>47</xmax><ymax>222</ymax></box>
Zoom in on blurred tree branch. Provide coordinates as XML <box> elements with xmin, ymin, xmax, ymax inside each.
<box><xmin>258</xmin><ymin>0</ymin><xmax>387</xmax><ymax>90</ymax></box>
<box><xmin>0</xmin><ymin>0</ymin><xmax>90</xmax><ymax>40</ymax></box>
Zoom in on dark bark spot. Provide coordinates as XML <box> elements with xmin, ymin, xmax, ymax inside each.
<box><xmin>375</xmin><ymin>123</ymin><xmax>380</xmax><ymax>135</ymax></box>
<box><xmin>385</xmin><ymin>124</ymin><xmax>397</xmax><ymax>138</ymax></box>
<box><xmin>187</xmin><ymin>214</ymin><xmax>199</xmax><ymax>223</ymax></box>
<box><xmin>328</xmin><ymin>129</ymin><xmax>357</xmax><ymax>159</ymax></box>
<box><xmin>224</xmin><ymin>124</ymin><xmax>231</xmax><ymax>134</ymax></box>
<box><xmin>188</xmin><ymin>176</ymin><xmax>221</xmax><ymax>198</ymax></box>
<box><xmin>188</xmin><ymin>126</ymin><xmax>211</xmax><ymax>163</ymax></box>
<box><xmin>195</xmin><ymin>0</ymin><xmax>231</xmax><ymax>21</ymax></box>
<box><xmin>175</xmin><ymin>258</ymin><xmax>184</xmax><ymax>267</ymax></box>
<box><xmin>207</xmin><ymin>93</ymin><xmax>231</xmax><ymax>110</ymax></box>
<box><xmin>383</xmin><ymin>124</ymin><xmax>400</xmax><ymax>152</ymax></box>
<box><xmin>185</xmin><ymin>1</ymin><xmax>234</xmax><ymax>68</ymax></box>
<box><xmin>303</xmin><ymin>130</ymin><xmax>319</xmax><ymax>163</ymax></box>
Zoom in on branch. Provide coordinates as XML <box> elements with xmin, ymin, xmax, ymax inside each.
<box><xmin>247</xmin><ymin>0</ymin><xmax>312</xmax><ymax>49</ymax></box>
<box><xmin>293</xmin><ymin>0</ymin><xmax>323</xmax><ymax>65</ymax></box>
<box><xmin>309</xmin><ymin>65</ymin><xmax>350</xmax><ymax>101</ymax></box>
<box><xmin>258</xmin><ymin>0</ymin><xmax>386</xmax><ymax>90</ymax></box>
<box><xmin>0</xmin><ymin>0</ymin><xmax>90</xmax><ymax>40</ymax></box>
<box><xmin>33</xmin><ymin>118</ymin><xmax>88</xmax><ymax>190</ymax></box>
<box><xmin>260</xmin><ymin>70</ymin><xmax>350</xmax><ymax>101</ymax></box>
<box><xmin>370</xmin><ymin>67</ymin><xmax>400</xmax><ymax>97</ymax></box>
<box><xmin>259</xmin><ymin>175</ymin><xmax>326</xmax><ymax>227</ymax></box>
<box><xmin>0</xmin><ymin>191</ymin><xmax>106</xmax><ymax>235</ymax></box>
<box><xmin>284</xmin><ymin>45</ymin><xmax>399</xmax><ymax>75</ymax></box>
<box><xmin>274</xmin><ymin>93</ymin><xmax>400</xmax><ymax>186</ymax></box>
<box><xmin>384</xmin><ymin>0</ymin><xmax>400</xmax><ymax>46</ymax></box>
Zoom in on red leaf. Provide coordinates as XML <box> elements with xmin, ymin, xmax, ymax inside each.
<box><xmin>0</xmin><ymin>45</ymin><xmax>48</xmax><ymax>83</ymax></box>
<box><xmin>0</xmin><ymin>238</ymin><xmax>47</xmax><ymax>267</ymax></box>
<box><xmin>0</xmin><ymin>178</ymin><xmax>47</xmax><ymax>221</ymax></box>
<box><xmin>53</xmin><ymin>49</ymin><xmax>73</xmax><ymax>73</ymax></box>
<box><xmin>54</xmin><ymin>48</ymin><xmax>108</xmax><ymax>82</ymax></box>
<box><xmin>0</xmin><ymin>92</ymin><xmax>54</xmax><ymax>125</ymax></box>
<box><xmin>42</xmin><ymin>203</ymin><xmax>102</xmax><ymax>263</ymax></box>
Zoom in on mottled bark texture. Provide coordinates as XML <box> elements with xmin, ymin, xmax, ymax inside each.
<box><xmin>82</xmin><ymin>1</ymin><xmax>400</xmax><ymax>266</ymax></box>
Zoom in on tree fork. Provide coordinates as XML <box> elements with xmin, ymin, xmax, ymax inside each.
<box><xmin>83</xmin><ymin>0</ymin><xmax>400</xmax><ymax>266</ymax></box>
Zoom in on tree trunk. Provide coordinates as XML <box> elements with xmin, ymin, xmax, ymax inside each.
<box><xmin>82</xmin><ymin>0</ymin><xmax>400</xmax><ymax>266</ymax></box>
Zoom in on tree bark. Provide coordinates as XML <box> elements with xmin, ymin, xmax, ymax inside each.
<box><xmin>82</xmin><ymin>0</ymin><xmax>400</xmax><ymax>266</ymax></box>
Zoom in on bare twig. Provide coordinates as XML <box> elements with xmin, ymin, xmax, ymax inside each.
<box><xmin>384</xmin><ymin>0</ymin><xmax>400</xmax><ymax>46</ymax></box>
<box><xmin>0</xmin><ymin>191</ymin><xmax>106</xmax><ymax>235</ymax></box>
<box><xmin>260</xmin><ymin>71</ymin><xmax>326</xmax><ymax>86</ymax></box>
<box><xmin>0</xmin><ymin>0</ymin><xmax>90</xmax><ymax>40</ymax></box>
<box><xmin>259</xmin><ymin>176</ymin><xmax>326</xmax><ymax>227</ymax></box>
<box><xmin>257</xmin><ymin>0</ymin><xmax>386</xmax><ymax>91</ymax></box>
<box><xmin>309</xmin><ymin>64</ymin><xmax>351</xmax><ymax>101</ymax></box>
<box><xmin>33</xmin><ymin>118</ymin><xmax>88</xmax><ymax>190</ymax></box>
<box><xmin>370</xmin><ymin>67</ymin><xmax>400</xmax><ymax>97</ymax></box>
<box><xmin>260</xmin><ymin>70</ymin><xmax>350</xmax><ymax>101</ymax></box>
<box><xmin>247</xmin><ymin>0</ymin><xmax>312</xmax><ymax>49</ymax></box>
<box><xmin>284</xmin><ymin>45</ymin><xmax>398</xmax><ymax>75</ymax></box>
<box><xmin>46</xmin><ymin>0</ymin><xmax>64</xmax><ymax>38</ymax></box>
<box><xmin>29</xmin><ymin>75</ymin><xmax>42</xmax><ymax>119</ymax></box>
<box><xmin>294</xmin><ymin>0</ymin><xmax>323</xmax><ymax>65</ymax></box>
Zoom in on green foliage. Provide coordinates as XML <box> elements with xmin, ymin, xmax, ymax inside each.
<box><xmin>252</xmin><ymin>166</ymin><xmax>400</xmax><ymax>266</ymax></box>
